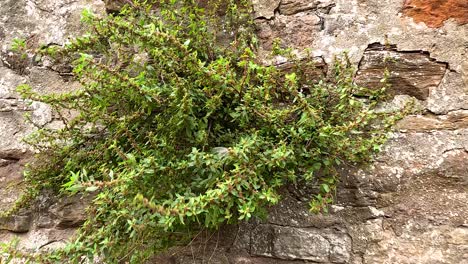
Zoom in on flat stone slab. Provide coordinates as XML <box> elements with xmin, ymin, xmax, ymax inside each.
<box><xmin>251</xmin><ymin>224</ymin><xmax>350</xmax><ymax>263</ymax></box>
<box><xmin>355</xmin><ymin>43</ymin><xmax>447</xmax><ymax>100</ymax></box>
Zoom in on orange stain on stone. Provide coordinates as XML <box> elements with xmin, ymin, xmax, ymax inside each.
<box><xmin>402</xmin><ymin>0</ymin><xmax>468</xmax><ymax>28</ymax></box>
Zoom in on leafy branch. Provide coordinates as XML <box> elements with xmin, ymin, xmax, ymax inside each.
<box><xmin>2</xmin><ymin>0</ymin><xmax>405</xmax><ymax>263</ymax></box>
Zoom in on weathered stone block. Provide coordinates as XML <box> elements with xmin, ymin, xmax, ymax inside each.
<box><xmin>280</xmin><ymin>0</ymin><xmax>320</xmax><ymax>16</ymax></box>
<box><xmin>256</xmin><ymin>12</ymin><xmax>322</xmax><ymax>49</ymax></box>
<box><xmin>49</xmin><ymin>195</ymin><xmax>93</xmax><ymax>228</ymax></box>
<box><xmin>103</xmin><ymin>0</ymin><xmax>129</xmax><ymax>13</ymax></box>
<box><xmin>435</xmin><ymin>149</ymin><xmax>468</xmax><ymax>183</ymax></box>
<box><xmin>251</xmin><ymin>224</ymin><xmax>350</xmax><ymax>263</ymax></box>
<box><xmin>267</xmin><ymin>194</ymin><xmax>340</xmax><ymax>228</ymax></box>
<box><xmin>276</xmin><ymin>57</ymin><xmax>327</xmax><ymax>84</ymax></box>
<box><xmin>252</xmin><ymin>0</ymin><xmax>281</xmax><ymax>19</ymax></box>
<box><xmin>0</xmin><ymin>214</ymin><xmax>31</xmax><ymax>233</ymax></box>
<box><xmin>355</xmin><ymin>43</ymin><xmax>447</xmax><ymax>100</ymax></box>
<box><xmin>427</xmin><ymin>71</ymin><xmax>468</xmax><ymax>114</ymax></box>
<box><xmin>279</xmin><ymin>0</ymin><xmax>334</xmax><ymax>16</ymax></box>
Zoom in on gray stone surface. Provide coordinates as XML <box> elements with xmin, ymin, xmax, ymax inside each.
<box><xmin>252</xmin><ymin>0</ymin><xmax>281</xmax><ymax>19</ymax></box>
<box><xmin>251</xmin><ymin>225</ymin><xmax>334</xmax><ymax>262</ymax></box>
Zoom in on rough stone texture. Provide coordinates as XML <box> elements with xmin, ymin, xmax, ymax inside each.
<box><xmin>355</xmin><ymin>43</ymin><xmax>447</xmax><ymax>100</ymax></box>
<box><xmin>0</xmin><ymin>215</ymin><xmax>32</xmax><ymax>233</ymax></box>
<box><xmin>397</xmin><ymin>110</ymin><xmax>468</xmax><ymax>132</ymax></box>
<box><xmin>48</xmin><ymin>194</ymin><xmax>93</xmax><ymax>229</ymax></box>
<box><xmin>276</xmin><ymin>56</ymin><xmax>328</xmax><ymax>85</ymax></box>
<box><xmin>427</xmin><ymin>70</ymin><xmax>468</xmax><ymax>114</ymax></box>
<box><xmin>1</xmin><ymin>0</ymin><xmax>468</xmax><ymax>263</ymax></box>
<box><xmin>251</xmin><ymin>225</ymin><xmax>350</xmax><ymax>262</ymax></box>
<box><xmin>403</xmin><ymin>0</ymin><xmax>468</xmax><ymax>28</ymax></box>
<box><xmin>279</xmin><ymin>0</ymin><xmax>335</xmax><ymax>16</ymax></box>
<box><xmin>103</xmin><ymin>0</ymin><xmax>129</xmax><ymax>13</ymax></box>
<box><xmin>252</xmin><ymin>0</ymin><xmax>281</xmax><ymax>19</ymax></box>
<box><xmin>256</xmin><ymin>10</ymin><xmax>323</xmax><ymax>49</ymax></box>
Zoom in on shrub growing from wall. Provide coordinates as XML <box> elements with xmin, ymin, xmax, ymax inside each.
<box><xmin>1</xmin><ymin>0</ymin><xmax>404</xmax><ymax>262</ymax></box>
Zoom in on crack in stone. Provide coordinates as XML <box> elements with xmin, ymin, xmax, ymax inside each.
<box><xmin>441</xmin><ymin>147</ymin><xmax>467</xmax><ymax>155</ymax></box>
<box><xmin>38</xmin><ymin>239</ymin><xmax>62</xmax><ymax>249</ymax></box>
<box><xmin>29</xmin><ymin>0</ymin><xmax>53</xmax><ymax>13</ymax></box>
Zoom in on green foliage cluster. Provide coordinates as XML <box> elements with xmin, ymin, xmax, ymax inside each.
<box><xmin>2</xmin><ymin>0</ymin><xmax>404</xmax><ymax>262</ymax></box>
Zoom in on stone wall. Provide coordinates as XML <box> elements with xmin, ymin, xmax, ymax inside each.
<box><xmin>1</xmin><ymin>0</ymin><xmax>467</xmax><ymax>263</ymax></box>
<box><xmin>0</xmin><ymin>0</ymin><xmax>105</xmax><ymax>251</ymax></box>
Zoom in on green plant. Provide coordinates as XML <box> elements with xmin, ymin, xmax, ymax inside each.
<box><xmin>11</xmin><ymin>38</ymin><xmax>27</xmax><ymax>53</ymax></box>
<box><xmin>2</xmin><ymin>0</ymin><xmax>405</xmax><ymax>262</ymax></box>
